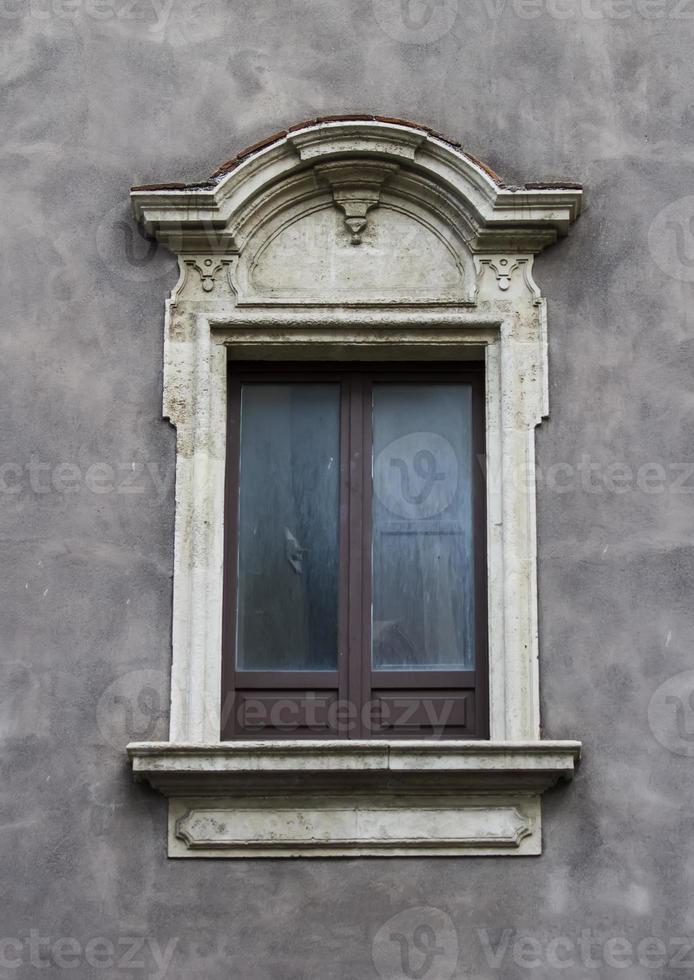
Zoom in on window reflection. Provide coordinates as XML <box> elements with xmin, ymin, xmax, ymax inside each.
<box><xmin>235</xmin><ymin>384</ymin><xmax>340</xmax><ymax>671</ymax></box>
<box><xmin>371</xmin><ymin>384</ymin><xmax>475</xmax><ymax>671</ymax></box>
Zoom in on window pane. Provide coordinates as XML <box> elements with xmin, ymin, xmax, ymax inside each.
<box><xmin>236</xmin><ymin>383</ymin><xmax>340</xmax><ymax>671</ymax></box>
<box><xmin>371</xmin><ymin>383</ymin><xmax>475</xmax><ymax>671</ymax></box>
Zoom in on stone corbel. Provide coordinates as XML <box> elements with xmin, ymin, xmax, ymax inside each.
<box><xmin>175</xmin><ymin>255</ymin><xmax>238</xmax><ymax>300</ymax></box>
<box><xmin>315</xmin><ymin>160</ymin><xmax>399</xmax><ymax>244</ymax></box>
<box><xmin>475</xmin><ymin>256</ymin><xmax>542</xmax><ymax>306</ymax></box>
<box><xmin>480</xmin><ymin>257</ymin><xmax>521</xmax><ymax>291</ymax></box>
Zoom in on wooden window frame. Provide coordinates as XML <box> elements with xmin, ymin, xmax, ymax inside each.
<box><xmin>221</xmin><ymin>361</ymin><xmax>489</xmax><ymax>740</ymax></box>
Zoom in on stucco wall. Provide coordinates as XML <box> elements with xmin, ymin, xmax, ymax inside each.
<box><xmin>2</xmin><ymin>1</ymin><xmax>694</xmax><ymax>977</ymax></box>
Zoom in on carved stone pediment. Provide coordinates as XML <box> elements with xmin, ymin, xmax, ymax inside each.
<box><xmin>131</xmin><ymin>118</ymin><xmax>582</xmax><ymax>310</ymax></box>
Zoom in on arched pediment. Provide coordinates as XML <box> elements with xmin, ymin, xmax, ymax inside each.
<box><xmin>234</xmin><ymin>160</ymin><xmax>475</xmax><ymax>304</ymax></box>
<box><xmin>130</xmin><ymin>117</ymin><xmax>582</xmax><ymax>307</ymax></box>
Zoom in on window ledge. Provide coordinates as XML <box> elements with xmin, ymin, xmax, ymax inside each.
<box><xmin>127</xmin><ymin>740</ymin><xmax>581</xmax><ymax>857</ymax></box>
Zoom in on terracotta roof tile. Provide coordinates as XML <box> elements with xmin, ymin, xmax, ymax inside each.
<box><xmin>130</xmin><ymin>182</ymin><xmax>189</xmax><ymax>191</ymax></box>
<box><xmin>210</xmin><ymin>130</ymin><xmax>290</xmax><ymax>179</ymax></box>
<box><xmin>523</xmin><ymin>180</ymin><xmax>583</xmax><ymax>190</ymax></box>
<box><xmin>458</xmin><ymin>150</ymin><xmax>504</xmax><ymax>186</ymax></box>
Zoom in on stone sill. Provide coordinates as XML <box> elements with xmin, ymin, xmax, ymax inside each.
<box><xmin>128</xmin><ymin>739</ymin><xmax>581</xmax><ymax>794</ymax></box>
<box><xmin>127</xmin><ymin>740</ymin><xmax>581</xmax><ymax>858</ymax></box>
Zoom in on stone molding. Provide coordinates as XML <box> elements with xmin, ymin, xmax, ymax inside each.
<box><xmin>127</xmin><ymin>118</ymin><xmax>583</xmax><ymax>857</ymax></box>
<box><xmin>128</xmin><ymin>741</ymin><xmax>580</xmax><ymax>857</ymax></box>
<box><xmin>172</xmin><ymin>802</ymin><xmax>534</xmax><ymax>857</ymax></box>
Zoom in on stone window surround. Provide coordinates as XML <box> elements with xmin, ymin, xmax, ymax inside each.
<box><xmin>126</xmin><ymin>118</ymin><xmax>583</xmax><ymax>857</ymax></box>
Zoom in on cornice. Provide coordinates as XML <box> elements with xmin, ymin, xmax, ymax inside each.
<box><xmin>130</xmin><ymin>118</ymin><xmax>582</xmax><ymax>257</ymax></box>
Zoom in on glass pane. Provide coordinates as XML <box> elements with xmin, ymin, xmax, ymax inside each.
<box><xmin>371</xmin><ymin>383</ymin><xmax>475</xmax><ymax>671</ymax></box>
<box><xmin>236</xmin><ymin>383</ymin><xmax>340</xmax><ymax>671</ymax></box>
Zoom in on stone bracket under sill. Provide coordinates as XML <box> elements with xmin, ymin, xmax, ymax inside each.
<box><xmin>127</xmin><ymin>740</ymin><xmax>581</xmax><ymax>858</ymax></box>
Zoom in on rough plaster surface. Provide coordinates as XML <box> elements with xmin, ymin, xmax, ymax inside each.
<box><xmin>2</xmin><ymin>1</ymin><xmax>694</xmax><ymax>977</ymax></box>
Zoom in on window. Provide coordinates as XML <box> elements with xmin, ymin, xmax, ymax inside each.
<box><xmin>221</xmin><ymin>363</ymin><xmax>488</xmax><ymax>740</ymax></box>
<box><xmin>127</xmin><ymin>118</ymin><xmax>583</xmax><ymax>857</ymax></box>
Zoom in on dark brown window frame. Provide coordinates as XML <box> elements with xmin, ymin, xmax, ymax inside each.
<box><xmin>221</xmin><ymin>361</ymin><xmax>488</xmax><ymax>741</ymax></box>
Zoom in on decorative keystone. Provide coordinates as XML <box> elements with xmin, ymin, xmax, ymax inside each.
<box><xmin>315</xmin><ymin>160</ymin><xmax>400</xmax><ymax>244</ymax></box>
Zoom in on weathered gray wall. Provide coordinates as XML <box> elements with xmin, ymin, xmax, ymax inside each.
<box><xmin>2</xmin><ymin>1</ymin><xmax>694</xmax><ymax>977</ymax></box>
